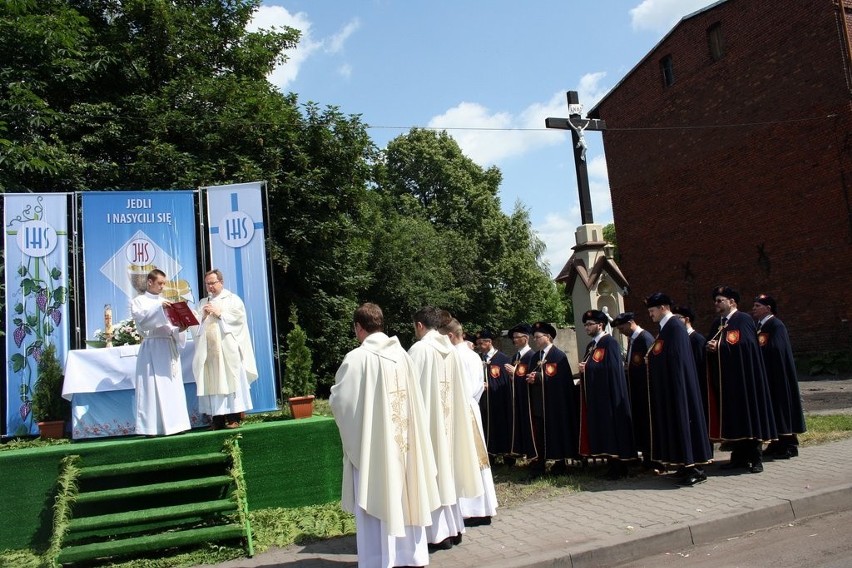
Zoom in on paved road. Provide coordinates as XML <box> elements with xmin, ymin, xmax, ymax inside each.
<box><xmin>615</xmin><ymin>509</ymin><xmax>852</xmax><ymax>568</ymax></box>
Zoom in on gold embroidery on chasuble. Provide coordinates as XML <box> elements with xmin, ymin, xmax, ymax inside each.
<box><xmin>440</xmin><ymin>372</ymin><xmax>453</xmax><ymax>442</ymax></box>
<box><xmin>389</xmin><ymin>369</ymin><xmax>410</xmax><ymax>455</ymax></box>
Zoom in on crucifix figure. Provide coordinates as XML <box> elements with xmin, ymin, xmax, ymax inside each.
<box><xmin>545</xmin><ymin>91</ymin><xmax>607</xmax><ymax>225</ymax></box>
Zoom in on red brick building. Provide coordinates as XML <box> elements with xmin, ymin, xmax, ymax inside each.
<box><xmin>588</xmin><ymin>0</ymin><xmax>852</xmax><ymax>355</ymax></box>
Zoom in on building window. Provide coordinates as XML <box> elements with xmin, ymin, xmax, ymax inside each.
<box><xmin>707</xmin><ymin>22</ymin><xmax>724</xmax><ymax>61</ymax></box>
<box><xmin>660</xmin><ymin>55</ymin><xmax>675</xmax><ymax>87</ymax></box>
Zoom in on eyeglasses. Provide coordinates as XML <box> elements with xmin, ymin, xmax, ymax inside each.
<box><xmin>533</xmin><ymin>334</ymin><xmax>546</xmax><ymax>340</ymax></box>
<box><xmin>205</xmin><ymin>280</ymin><xmax>221</xmax><ymax>286</ymax></box>
<box><xmin>511</xmin><ymin>335</ymin><xmax>527</xmax><ymax>340</ymax></box>
<box><xmin>714</xmin><ymin>298</ymin><xmax>726</xmax><ymax>303</ymax></box>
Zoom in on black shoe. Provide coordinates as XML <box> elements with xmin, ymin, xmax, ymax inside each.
<box><xmin>749</xmin><ymin>460</ymin><xmax>764</xmax><ymax>474</ymax></box>
<box><xmin>464</xmin><ymin>516</ymin><xmax>491</xmax><ymax>527</ymax></box>
<box><xmin>672</xmin><ymin>467</ymin><xmax>689</xmax><ymax>479</ymax></box>
<box><xmin>549</xmin><ymin>461</ymin><xmax>568</xmax><ymax>475</ymax></box>
<box><xmin>720</xmin><ymin>459</ymin><xmax>748</xmax><ymax>470</ymax></box>
<box><xmin>427</xmin><ymin>536</ymin><xmax>454</xmax><ymax>552</ymax></box>
<box><xmin>786</xmin><ymin>446</ymin><xmax>799</xmax><ymax>458</ymax></box>
<box><xmin>677</xmin><ymin>469</ymin><xmax>707</xmax><ymax>487</ymax></box>
<box><xmin>452</xmin><ymin>533</ymin><xmax>463</xmax><ymax>545</ymax></box>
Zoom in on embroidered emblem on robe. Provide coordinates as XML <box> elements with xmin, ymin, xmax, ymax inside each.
<box><xmin>544</xmin><ymin>362</ymin><xmax>557</xmax><ymax>377</ymax></box>
<box><xmin>725</xmin><ymin>330</ymin><xmax>740</xmax><ymax>345</ymax></box>
<box><xmin>489</xmin><ymin>364</ymin><xmax>501</xmax><ymax>378</ymax></box>
<box><xmin>516</xmin><ymin>363</ymin><xmax>528</xmax><ymax>376</ymax></box>
<box><xmin>592</xmin><ymin>347</ymin><xmax>605</xmax><ymax>362</ymax></box>
<box><xmin>757</xmin><ymin>332</ymin><xmax>768</xmax><ymax>347</ymax></box>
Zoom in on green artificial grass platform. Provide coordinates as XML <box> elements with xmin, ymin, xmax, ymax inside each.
<box><xmin>0</xmin><ymin>416</ymin><xmax>343</xmax><ymax>552</ymax></box>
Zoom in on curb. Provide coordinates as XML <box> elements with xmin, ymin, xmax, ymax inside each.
<box><xmin>507</xmin><ymin>484</ymin><xmax>852</xmax><ymax>568</ymax></box>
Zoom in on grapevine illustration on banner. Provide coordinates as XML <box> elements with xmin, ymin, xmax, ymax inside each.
<box><xmin>4</xmin><ymin>194</ymin><xmax>69</xmax><ymax>436</ymax></box>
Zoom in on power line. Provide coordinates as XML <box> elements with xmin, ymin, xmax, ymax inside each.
<box><xmin>366</xmin><ymin>113</ymin><xmax>837</xmax><ymax>133</ymax></box>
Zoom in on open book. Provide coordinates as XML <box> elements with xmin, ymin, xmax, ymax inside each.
<box><xmin>164</xmin><ymin>301</ymin><xmax>200</xmax><ymax>328</ymax></box>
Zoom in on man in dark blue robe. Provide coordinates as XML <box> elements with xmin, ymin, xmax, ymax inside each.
<box><xmin>504</xmin><ymin>323</ymin><xmax>536</xmax><ymax>463</ymax></box>
<box><xmin>476</xmin><ymin>329</ymin><xmax>513</xmax><ymax>458</ymax></box>
<box><xmin>613</xmin><ymin>312</ymin><xmax>655</xmax><ymax>466</ymax></box>
<box><xmin>646</xmin><ymin>294</ymin><xmax>713</xmax><ymax>486</ymax></box>
<box><xmin>522</xmin><ymin>322</ymin><xmax>579</xmax><ymax>478</ymax></box>
<box><xmin>752</xmin><ymin>294</ymin><xmax>806</xmax><ymax>459</ymax></box>
<box><xmin>673</xmin><ymin>306</ymin><xmax>707</xmax><ymax>377</ymax></box>
<box><xmin>577</xmin><ymin>310</ymin><xmax>636</xmax><ymax>479</ymax></box>
<box><xmin>706</xmin><ymin>286</ymin><xmax>777</xmax><ymax>473</ymax></box>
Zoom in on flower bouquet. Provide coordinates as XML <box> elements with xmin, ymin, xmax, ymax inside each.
<box><xmin>88</xmin><ymin>318</ymin><xmax>142</xmax><ymax>347</ymax></box>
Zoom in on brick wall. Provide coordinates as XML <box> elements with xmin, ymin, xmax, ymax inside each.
<box><xmin>592</xmin><ymin>0</ymin><xmax>852</xmax><ymax>354</ymax></box>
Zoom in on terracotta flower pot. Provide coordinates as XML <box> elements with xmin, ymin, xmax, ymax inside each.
<box><xmin>37</xmin><ymin>420</ymin><xmax>66</xmax><ymax>439</ymax></box>
<box><xmin>288</xmin><ymin>395</ymin><xmax>315</xmax><ymax>419</ymax></box>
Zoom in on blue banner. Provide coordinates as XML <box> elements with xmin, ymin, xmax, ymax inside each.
<box><xmin>81</xmin><ymin>191</ymin><xmax>200</xmax><ymax>345</ymax></box>
<box><xmin>204</xmin><ymin>182</ymin><xmax>277</xmax><ymax>411</ymax></box>
<box><xmin>4</xmin><ymin>194</ymin><xmax>70</xmax><ymax>436</ymax></box>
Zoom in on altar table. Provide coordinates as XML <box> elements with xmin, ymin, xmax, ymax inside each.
<box><xmin>62</xmin><ymin>343</ymin><xmax>208</xmax><ymax>439</ymax></box>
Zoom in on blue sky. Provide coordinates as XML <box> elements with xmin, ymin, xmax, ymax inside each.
<box><xmin>249</xmin><ymin>0</ymin><xmax>718</xmax><ymax>275</ymax></box>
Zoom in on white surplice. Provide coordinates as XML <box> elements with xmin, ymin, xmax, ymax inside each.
<box><xmin>131</xmin><ymin>292</ymin><xmax>191</xmax><ymax>436</ymax></box>
<box><xmin>330</xmin><ymin>332</ymin><xmax>440</xmax><ymax>567</ymax></box>
<box><xmin>455</xmin><ymin>342</ymin><xmax>498</xmax><ymax>519</ymax></box>
<box><xmin>192</xmin><ymin>288</ymin><xmax>257</xmax><ymax>416</ymax></box>
<box><xmin>408</xmin><ymin>329</ymin><xmax>484</xmax><ymax>543</ymax></box>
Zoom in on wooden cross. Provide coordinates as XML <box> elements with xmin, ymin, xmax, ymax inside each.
<box><xmin>545</xmin><ymin>91</ymin><xmax>607</xmax><ymax>225</ymax></box>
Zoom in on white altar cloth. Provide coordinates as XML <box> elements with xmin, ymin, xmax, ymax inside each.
<box><xmin>63</xmin><ymin>344</ymin><xmax>207</xmax><ymax>439</ymax></box>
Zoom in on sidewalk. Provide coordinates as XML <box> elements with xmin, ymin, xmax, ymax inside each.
<box><xmin>208</xmin><ymin>437</ymin><xmax>852</xmax><ymax>568</ymax></box>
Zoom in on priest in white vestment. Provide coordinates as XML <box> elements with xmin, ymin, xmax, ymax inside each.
<box><xmin>131</xmin><ymin>269</ymin><xmax>191</xmax><ymax>436</ymax></box>
<box><xmin>192</xmin><ymin>269</ymin><xmax>257</xmax><ymax>429</ymax></box>
<box><xmin>439</xmin><ymin>318</ymin><xmax>498</xmax><ymax>525</ymax></box>
<box><xmin>408</xmin><ymin>307</ymin><xmax>484</xmax><ymax>550</ymax></box>
<box><xmin>330</xmin><ymin>303</ymin><xmax>440</xmax><ymax>568</ymax></box>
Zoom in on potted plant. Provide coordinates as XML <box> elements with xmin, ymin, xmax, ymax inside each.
<box><xmin>282</xmin><ymin>307</ymin><xmax>317</xmax><ymax>419</ymax></box>
<box><xmin>31</xmin><ymin>344</ymin><xmax>70</xmax><ymax>438</ymax></box>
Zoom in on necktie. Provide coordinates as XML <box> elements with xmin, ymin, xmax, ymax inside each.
<box><xmin>626</xmin><ymin>336</ymin><xmax>633</xmax><ymax>365</ymax></box>
<box><xmin>721</xmin><ymin>316</ymin><xmax>728</xmax><ymax>327</ymax></box>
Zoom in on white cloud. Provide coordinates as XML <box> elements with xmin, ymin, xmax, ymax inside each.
<box><xmin>428</xmin><ymin>72</ymin><xmax>610</xmax><ymax>167</ymax></box>
<box><xmin>248</xmin><ymin>8</ymin><xmax>358</xmax><ymax>90</ymax></box>
<box><xmin>536</xmin><ymin>212</ymin><xmax>579</xmax><ymax>277</ymax></box>
<box><xmin>326</xmin><ymin>19</ymin><xmax>360</xmax><ymax>54</ymax></box>
<box><xmin>338</xmin><ymin>63</ymin><xmax>353</xmax><ymax>79</ymax></box>
<box><xmin>630</xmin><ymin>0</ymin><xmax>719</xmax><ymax>33</ymax></box>
<box><xmin>588</xmin><ymin>154</ymin><xmax>613</xmax><ymax>224</ymax></box>
<box><xmin>535</xmin><ymin>153</ymin><xmax>612</xmax><ymax>277</ymax></box>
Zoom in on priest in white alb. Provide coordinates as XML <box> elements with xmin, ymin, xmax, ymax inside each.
<box><xmin>408</xmin><ymin>307</ymin><xmax>484</xmax><ymax>551</ymax></box>
<box><xmin>131</xmin><ymin>268</ymin><xmax>191</xmax><ymax>436</ymax></box>
<box><xmin>439</xmin><ymin>317</ymin><xmax>498</xmax><ymax>526</ymax></box>
<box><xmin>330</xmin><ymin>303</ymin><xmax>440</xmax><ymax>568</ymax></box>
<box><xmin>192</xmin><ymin>269</ymin><xmax>257</xmax><ymax>429</ymax></box>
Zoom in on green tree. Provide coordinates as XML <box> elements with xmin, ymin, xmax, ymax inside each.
<box><xmin>282</xmin><ymin>307</ymin><xmax>316</xmax><ymax>399</ymax></box>
<box><xmin>372</xmin><ymin>130</ymin><xmax>567</xmax><ymax>334</ymax></box>
<box><xmin>0</xmin><ymin>0</ymin><xmax>300</xmax><ymax>192</ymax></box>
<box><xmin>496</xmin><ymin>202</ymin><xmax>570</xmax><ymax>326</ymax></box>
<box><xmin>376</xmin><ymin>129</ymin><xmax>507</xmax><ymax>329</ymax></box>
<box><xmin>603</xmin><ymin>222</ymin><xmax>620</xmax><ymax>263</ymax></box>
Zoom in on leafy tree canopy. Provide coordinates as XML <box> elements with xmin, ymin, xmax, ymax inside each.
<box><xmin>1</xmin><ymin>1</ymin><xmax>570</xmax><ymax>392</ymax></box>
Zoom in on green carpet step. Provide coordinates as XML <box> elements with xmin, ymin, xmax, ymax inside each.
<box><xmin>75</xmin><ymin>475</ymin><xmax>233</xmax><ymax>504</ymax></box>
<box><xmin>57</xmin><ymin>523</ymin><xmax>247</xmax><ymax>564</ymax></box>
<box><xmin>78</xmin><ymin>452</ymin><xmax>229</xmax><ymax>479</ymax></box>
<box><xmin>67</xmin><ymin>498</ymin><xmax>238</xmax><ymax>532</ymax></box>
